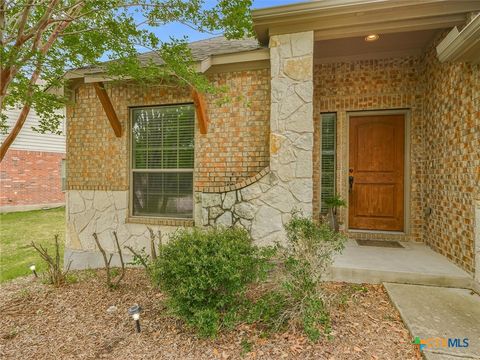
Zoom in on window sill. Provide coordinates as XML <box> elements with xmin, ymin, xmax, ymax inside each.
<box><xmin>126</xmin><ymin>216</ymin><xmax>194</xmax><ymax>227</ymax></box>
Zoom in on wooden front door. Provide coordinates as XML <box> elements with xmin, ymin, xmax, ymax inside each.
<box><xmin>349</xmin><ymin>114</ymin><xmax>404</xmax><ymax>231</ymax></box>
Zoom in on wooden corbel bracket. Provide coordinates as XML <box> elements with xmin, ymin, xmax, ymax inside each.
<box><xmin>93</xmin><ymin>82</ymin><xmax>122</xmax><ymax>137</ymax></box>
<box><xmin>191</xmin><ymin>88</ymin><xmax>209</xmax><ymax>134</ymax></box>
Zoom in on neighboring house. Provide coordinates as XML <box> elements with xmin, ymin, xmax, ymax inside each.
<box><xmin>64</xmin><ymin>0</ymin><xmax>480</xmax><ymax>289</ymax></box>
<box><xmin>0</xmin><ymin>108</ymin><xmax>66</xmax><ymax>212</ymax></box>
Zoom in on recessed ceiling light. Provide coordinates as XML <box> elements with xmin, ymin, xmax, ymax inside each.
<box><xmin>365</xmin><ymin>34</ymin><xmax>379</xmax><ymax>42</ymax></box>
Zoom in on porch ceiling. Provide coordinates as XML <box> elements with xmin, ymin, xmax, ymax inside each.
<box><xmin>252</xmin><ymin>0</ymin><xmax>480</xmax><ymax>44</ymax></box>
<box><xmin>314</xmin><ymin>29</ymin><xmax>440</xmax><ymax>63</ymax></box>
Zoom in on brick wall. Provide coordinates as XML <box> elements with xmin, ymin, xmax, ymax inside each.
<box><xmin>66</xmin><ymin>69</ymin><xmax>270</xmax><ymax>191</ymax></box>
<box><xmin>196</xmin><ymin>70</ymin><xmax>270</xmax><ymax>190</ymax></box>
<box><xmin>312</xmin><ymin>39</ymin><xmax>479</xmax><ymax>274</ymax></box>
<box><xmin>421</xmin><ymin>33</ymin><xmax>480</xmax><ymax>274</ymax></box>
<box><xmin>0</xmin><ymin>149</ymin><xmax>65</xmax><ymax>207</ymax></box>
<box><xmin>313</xmin><ymin>57</ymin><xmax>425</xmax><ymax>243</ymax></box>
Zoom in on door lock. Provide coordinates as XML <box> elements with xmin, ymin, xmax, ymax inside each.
<box><xmin>349</xmin><ymin>175</ymin><xmax>354</xmax><ymax>192</ymax></box>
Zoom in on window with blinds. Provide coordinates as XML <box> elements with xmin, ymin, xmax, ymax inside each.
<box><xmin>320</xmin><ymin>113</ymin><xmax>336</xmax><ymax>214</ymax></box>
<box><xmin>131</xmin><ymin>104</ymin><xmax>194</xmax><ymax>218</ymax></box>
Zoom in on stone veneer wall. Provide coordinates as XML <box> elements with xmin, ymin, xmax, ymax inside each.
<box><xmin>65</xmin><ymin>189</ymin><xmax>185</xmax><ymax>268</ymax></box>
<box><xmin>421</xmin><ymin>33</ymin><xmax>480</xmax><ymax>275</ymax></box>
<box><xmin>313</xmin><ymin>56</ymin><xmax>425</xmax><ymax>243</ymax></box>
<box><xmin>196</xmin><ymin>31</ymin><xmax>315</xmax><ymax>245</ymax></box>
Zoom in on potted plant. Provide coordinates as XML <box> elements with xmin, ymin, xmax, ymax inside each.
<box><xmin>324</xmin><ymin>195</ymin><xmax>347</xmax><ymax>232</ymax></box>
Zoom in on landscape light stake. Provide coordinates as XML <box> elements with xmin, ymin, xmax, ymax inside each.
<box><xmin>29</xmin><ymin>264</ymin><xmax>38</xmax><ymax>278</ymax></box>
<box><xmin>128</xmin><ymin>304</ymin><xmax>142</xmax><ymax>333</ymax></box>
<box><xmin>31</xmin><ymin>235</ymin><xmax>72</xmax><ymax>286</ymax></box>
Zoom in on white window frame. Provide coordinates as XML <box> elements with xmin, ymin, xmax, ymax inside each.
<box><xmin>129</xmin><ymin>104</ymin><xmax>195</xmax><ymax>219</ymax></box>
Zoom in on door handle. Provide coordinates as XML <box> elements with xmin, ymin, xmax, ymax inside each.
<box><xmin>349</xmin><ymin>175</ymin><xmax>354</xmax><ymax>192</ymax></box>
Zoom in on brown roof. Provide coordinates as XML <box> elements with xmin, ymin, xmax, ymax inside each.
<box><xmin>78</xmin><ymin>36</ymin><xmax>262</xmax><ymax>72</ymax></box>
<box><xmin>139</xmin><ymin>36</ymin><xmax>262</xmax><ymax>64</ymax></box>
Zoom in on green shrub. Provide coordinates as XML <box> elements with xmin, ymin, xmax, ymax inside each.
<box><xmin>280</xmin><ymin>214</ymin><xmax>347</xmax><ymax>341</ymax></box>
<box><xmin>152</xmin><ymin>227</ymin><xmax>272</xmax><ymax>337</ymax></box>
<box><xmin>284</xmin><ymin>214</ymin><xmax>346</xmax><ymax>285</ymax></box>
<box><xmin>245</xmin><ymin>290</ymin><xmax>288</xmax><ymax>330</ymax></box>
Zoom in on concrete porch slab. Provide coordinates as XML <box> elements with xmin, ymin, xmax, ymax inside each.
<box><xmin>326</xmin><ymin>240</ymin><xmax>472</xmax><ymax>288</ymax></box>
<box><xmin>385</xmin><ymin>283</ymin><xmax>480</xmax><ymax>360</ymax></box>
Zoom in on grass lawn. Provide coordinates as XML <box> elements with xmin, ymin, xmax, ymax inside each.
<box><xmin>0</xmin><ymin>207</ymin><xmax>65</xmax><ymax>282</ymax></box>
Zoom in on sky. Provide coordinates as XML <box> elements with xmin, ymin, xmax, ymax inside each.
<box><xmin>136</xmin><ymin>0</ymin><xmax>301</xmax><ymax>43</ymax></box>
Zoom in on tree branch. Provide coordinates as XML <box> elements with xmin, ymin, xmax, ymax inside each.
<box><xmin>112</xmin><ymin>231</ymin><xmax>125</xmax><ymax>287</ymax></box>
<box><xmin>0</xmin><ymin>1</ymin><xmax>5</xmax><ymax>46</ymax></box>
<box><xmin>93</xmin><ymin>231</ymin><xmax>126</xmax><ymax>289</ymax></box>
<box><xmin>124</xmin><ymin>245</ymin><xmax>150</xmax><ymax>270</ymax></box>
<box><xmin>93</xmin><ymin>232</ymin><xmax>112</xmax><ymax>287</ymax></box>
<box><xmin>0</xmin><ymin>6</ymin><xmax>80</xmax><ymax>161</ymax></box>
<box><xmin>31</xmin><ymin>234</ymin><xmax>70</xmax><ymax>286</ymax></box>
<box><xmin>14</xmin><ymin>1</ymin><xmax>33</xmax><ymax>46</ymax></box>
<box><xmin>15</xmin><ymin>0</ymin><xmax>60</xmax><ymax>48</ymax></box>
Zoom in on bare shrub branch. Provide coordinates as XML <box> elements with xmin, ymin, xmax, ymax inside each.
<box><xmin>148</xmin><ymin>227</ymin><xmax>159</xmax><ymax>261</ymax></box>
<box><xmin>124</xmin><ymin>245</ymin><xmax>149</xmax><ymax>270</ymax></box>
<box><xmin>92</xmin><ymin>231</ymin><xmax>125</xmax><ymax>289</ymax></box>
<box><xmin>124</xmin><ymin>226</ymin><xmax>161</xmax><ymax>272</ymax></box>
<box><xmin>31</xmin><ymin>234</ymin><xmax>71</xmax><ymax>287</ymax></box>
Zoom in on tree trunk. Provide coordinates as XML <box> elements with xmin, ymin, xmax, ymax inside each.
<box><xmin>0</xmin><ymin>14</ymin><xmax>75</xmax><ymax>162</ymax></box>
<box><xmin>0</xmin><ymin>103</ymin><xmax>32</xmax><ymax>162</ymax></box>
<box><xmin>328</xmin><ymin>208</ymin><xmax>339</xmax><ymax>232</ymax></box>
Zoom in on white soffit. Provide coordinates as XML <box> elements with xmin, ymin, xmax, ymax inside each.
<box><xmin>314</xmin><ymin>29</ymin><xmax>440</xmax><ymax>63</ymax></box>
<box><xmin>252</xmin><ymin>0</ymin><xmax>480</xmax><ymax>44</ymax></box>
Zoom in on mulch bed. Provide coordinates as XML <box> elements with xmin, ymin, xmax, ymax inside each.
<box><xmin>0</xmin><ymin>269</ymin><xmax>420</xmax><ymax>359</ymax></box>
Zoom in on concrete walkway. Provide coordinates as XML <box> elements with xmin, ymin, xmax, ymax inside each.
<box><xmin>327</xmin><ymin>240</ymin><xmax>472</xmax><ymax>288</ymax></box>
<box><xmin>385</xmin><ymin>283</ymin><xmax>480</xmax><ymax>360</ymax></box>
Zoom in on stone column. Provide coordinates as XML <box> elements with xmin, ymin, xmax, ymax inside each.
<box><xmin>269</xmin><ymin>31</ymin><xmax>314</xmax><ymax>216</ymax></box>
<box><xmin>196</xmin><ymin>31</ymin><xmax>315</xmax><ymax>246</ymax></box>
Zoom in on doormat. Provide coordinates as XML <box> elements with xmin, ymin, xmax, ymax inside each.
<box><xmin>356</xmin><ymin>239</ymin><xmax>404</xmax><ymax>248</ymax></box>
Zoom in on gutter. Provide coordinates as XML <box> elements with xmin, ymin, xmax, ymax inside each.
<box><xmin>436</xmin><ymin>13</ymin><xmax>480</xmax><ymax>64</ymax></box>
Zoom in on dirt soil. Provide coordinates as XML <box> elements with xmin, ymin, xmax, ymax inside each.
<box><xmin>0</xmin><ymin>269</ymin><xmax>420</xmax><ymax>360</ymax></box>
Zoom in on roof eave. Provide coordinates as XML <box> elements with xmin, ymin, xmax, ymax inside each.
<box><xmin>252</xmin><ymin>0</ymin><xmax>480</xmax><ymax>44</ymax></box>
<box><xmin>64</xmin><ymin>48</ymin><xmax>270</xmax><ymax>83</ymax></box>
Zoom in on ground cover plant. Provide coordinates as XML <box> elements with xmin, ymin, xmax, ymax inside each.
<box><xmin>0</xmin><ymin>207</ymin><xmax>65</xmax><ymax>282</ymax></box>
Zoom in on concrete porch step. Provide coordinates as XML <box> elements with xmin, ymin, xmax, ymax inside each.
<box><xmin>326</xmin><ymin>240</ymin><xmax>473</xmax><ymax>288</ymax></box>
